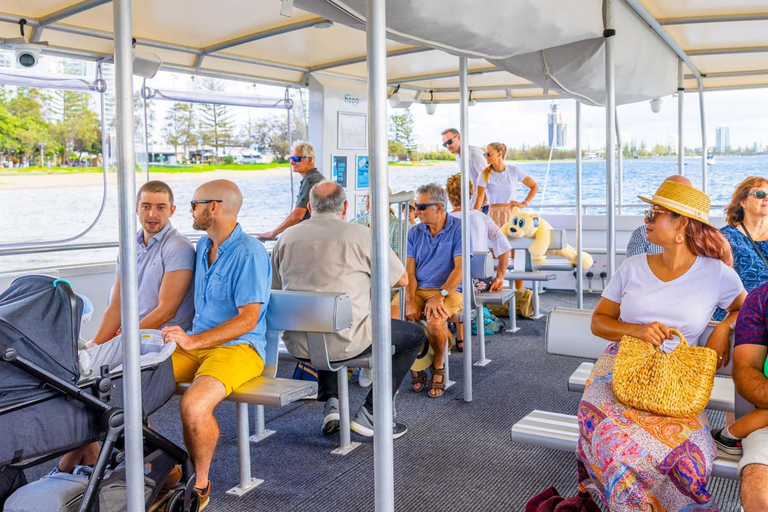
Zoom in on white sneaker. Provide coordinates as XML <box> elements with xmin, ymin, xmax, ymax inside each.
<box><xmin>359</xmin><ymin>368</ymin><xmax>373</xmax><ymax>388</ymax></box>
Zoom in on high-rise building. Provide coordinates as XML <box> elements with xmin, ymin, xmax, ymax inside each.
<box><xmin>716</xmin><ymin>126</ymin><xmax>730</xmax><ymax>154</ymax></box>
<box><xmin>547</xmin><ymin>103</ymin><xmax>568</xmax><ymax>148</ymax></box>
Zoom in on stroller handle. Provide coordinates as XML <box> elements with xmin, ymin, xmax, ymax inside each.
<box><xmin>0</xmin><ymin>340</ymin><xmax>15</xmax><ymax>362</ymax></box>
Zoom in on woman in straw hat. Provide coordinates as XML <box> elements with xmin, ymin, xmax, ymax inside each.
<box><xmin>578</xmin><ymin>180</ymin><xmax>746</xmax><ymax>511</ymax></box>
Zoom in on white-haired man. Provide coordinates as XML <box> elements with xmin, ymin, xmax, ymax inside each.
<box><xmin>257</xmin><ymin>141</ymin><xmax>325</xmax><ymax>240</ymax></box>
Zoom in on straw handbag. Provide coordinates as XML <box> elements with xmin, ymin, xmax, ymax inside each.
<box><xmin>613</xmin><ymin>329</ymin><xmax>718</xmax><ymax>418</ymax></box>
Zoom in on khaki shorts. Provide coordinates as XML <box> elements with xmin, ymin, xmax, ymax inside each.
<box><xmin>172</xmin><ymin>344</ymin><xmax>264</xmax><ymax>396</ymax></box>
<box><xmin>739</xmin><ymin>425</ymin><xmax>768</xmax><ymax>475</ymax></box>
<box><xmin>413</xmin><ymin>288</ymin><xmax>463</xmax><ymax>317</ymax></box>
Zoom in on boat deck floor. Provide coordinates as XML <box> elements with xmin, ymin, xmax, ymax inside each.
<box><xmin>30</xmin><ymin>290</ymin><xmax>743</xmax><ymax>511</ymax></box>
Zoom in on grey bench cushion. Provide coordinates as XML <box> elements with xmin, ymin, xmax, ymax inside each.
<box><xmin>176</xmin><ymin>377</ymin><xmax>316</xmax><ymax>407</ymax></box>
<box><xmin>510</xmin><ymin>410</ymin><xmax>740</xmax><ymax>479</ymax></box>
<box><xmin>532</xmin><ymin>259</ymin><xmax>573</xmax><ymax>272</ymax></box>
<box><xmin>475</xmin><ymin>289</ymin><xmax>514</xmax><ymax>305</ymax></box>
<box><xmin>505</xmin><ymin>271</ymin><xmax>555</xmax><ymax>281</ymax></box>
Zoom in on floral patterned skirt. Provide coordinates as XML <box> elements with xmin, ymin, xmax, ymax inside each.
<box><xmin>576</xmin><ymin>344</ymin><xmax>719</xmax><ymax>511</ymax></box>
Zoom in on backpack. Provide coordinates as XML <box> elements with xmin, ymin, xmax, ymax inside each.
<box><xmin>471</xmin><ymin>307</ymin><xmax>504</xmax><ymax>335</ymax></box>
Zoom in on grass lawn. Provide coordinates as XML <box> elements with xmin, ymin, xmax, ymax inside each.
<box><xmin>0</xmin><ymin>162</ymin><xmax>290</xmax><ymax>175</ymax></box>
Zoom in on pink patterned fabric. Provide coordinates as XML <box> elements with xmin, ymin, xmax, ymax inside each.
<box><xmin>576</xmin><ymin>344</ymin><xmax>720</xmax><ymax>511</ymax></box>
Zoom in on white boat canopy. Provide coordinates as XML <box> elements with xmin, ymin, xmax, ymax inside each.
<box><xmin>0</xmin><ymin>0</ymin><xmax>766</xmax><ymax>105</ymax></box>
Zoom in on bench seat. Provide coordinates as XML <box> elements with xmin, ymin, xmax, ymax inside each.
<box><xmin>475</xmin><ymin>289</ymin><xmax>515</xmax><ymax>305</ymax></box>
<box><xmin>505</xmin><ymin>271</ymin><xmax>556</xmax><ymax>282</ymax></box>
<box><xmin>510</xmin><ymin>410</ymin><xmax>741</xmax><ymax>479</ymax></box>
<box><xmin>176</xmin><ymin>377</ymin><xmax>317</xmax><ymax>408</ymax></box>
<box><xmin>567</xmin><ymin>362</ymin><xmax>735</xmax><ymax>413</ymax></box>
<box><xmin>532</xmin><ymin>259</ymin><xmax>574</xmax><ymax>272</ymax></box>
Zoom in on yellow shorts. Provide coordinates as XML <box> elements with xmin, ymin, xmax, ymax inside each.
<box><xmin>413</xmin><ymin>288</ymin><xmax>463</xmax><ymax>317</ymax></box>
<box><xmin>172</xmin><ymin>344</ymin><xmax>265</xmax><ymax>396</ymax></box>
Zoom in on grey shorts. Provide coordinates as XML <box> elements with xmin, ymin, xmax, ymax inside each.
<box><xmin>739</xmin><ymin>425</ymin><xmax>768</xmax><ymax>475</ymax></box>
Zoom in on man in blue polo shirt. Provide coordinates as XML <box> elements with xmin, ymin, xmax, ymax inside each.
<box><xmin>162</xmin><ymin>179</ymin><xmax>270</xmax><ymax>509</ymax></box>
<box><xmin>405</xmin><ymin>183</ymin><xmax>466</xmax><ymax>398</ymax></box>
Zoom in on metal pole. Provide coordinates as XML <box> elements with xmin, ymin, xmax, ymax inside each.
<box><xmin>366</xmin><ymin>0</ymin><xmax>394</xmax><ymax>509</ymax></box>
<box><xmin>287</xmin><ymin>87</ymin><xmax>295</xmax><ymax>209</ymax></box>
<box><xmin>459</xmin><ymin>56</ymin><xmax>473</xmax><ymax>402</ymax></box>
<box><xmin>112</xmin><ymin>0</ymin><xmax>143</xmax><ymax>509</ymax></box>
<box><xmin>605</xmin><ymin>0</ymin><xmax>617</xmax><ymax>277</ymax></box>
<box><xmin>616</xmin><ymin>111</ymin><xmax>622</xmax><ymax>215</ymax></box>
<box><xmin>576</xmin><ymin>101</ymin><xmax>584</xmax><ymax>309</ymax></box>
<box><xmin>678</xmin><ymin>60</ymin><xmax>685</xmax><ymax>174</ymax></box>
<box><xmin>697</xmin><ymin>77</ymin><xmax>708</xmax><ymax>194</ymax></box>
<box><xmin>143</xmin><ymin>77</ymin><xmax>150</xmax><ymax>181</ymax></box>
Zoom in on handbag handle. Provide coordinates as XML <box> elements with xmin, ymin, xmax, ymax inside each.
<box><xmin>654</xmin><ymin>328</ymin><xmax>687</xmax><ymax>352</ymax></box>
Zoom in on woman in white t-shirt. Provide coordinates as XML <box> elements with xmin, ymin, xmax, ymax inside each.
<box><xmin>472</xmin><ymin>142</ymin><xmax>539</xmax><ymax>228</ymax></box>
<box><xmin>577</xmin><ymin>180</ymin><xmax>745</xmax><ymax>511</ymax></box>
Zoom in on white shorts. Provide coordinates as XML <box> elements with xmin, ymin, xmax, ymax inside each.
<box><xmin>738</xmin><ymin>425</ymin><xmax>768</xmax><ymax>475</ymax></box>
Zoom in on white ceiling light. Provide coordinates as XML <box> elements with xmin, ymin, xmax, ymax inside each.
<box><xmin>313</xmin><ymin>20</ymin><xmax>334</xmax><ymax>29</ymax></box>
<box><xmin>425</xmin><ymin>102</ymin><xmax>437</xmax><ymax>115</ymax></box>
<box><xmin>650</xmin><ymin>97</ymin><xmax>662</xmax><ymax>114</ymax></box>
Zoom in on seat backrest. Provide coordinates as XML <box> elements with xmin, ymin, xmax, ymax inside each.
<box><xmin>470</xmin><ymin>252</ymin><xmax>493</xmax><ymax>280</ymax></box>
<box><xmin>545</xmin><ymin>307</ymin><xmax>734</xmax><ymax>376</ymax></box>
<box><xmin>264</xmin><ymin>290</ymin><xmax>353</xmax><ymax>378</ymax></box>
<box><xmin>506</xmin><ymin>229</ymin><xmax>566</xmax><ymax>251</ymax></box>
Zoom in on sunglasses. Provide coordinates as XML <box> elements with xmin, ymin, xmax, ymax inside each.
<box><xmin>414</xmin><ymin>202</ymin><xmax>440</xmax><ymax>211</ymax></box>
<box><xmin>289</xmin><ymin>156</ymin><xmax>310</xmax><ymax>163</ymax></box>
<box><xmin>190</xmin><ymin>199</ymin><xmax>223</xmax><ymax>210</ymax></box>
<box><xmin>644</xmin><ymin>208</ymin><xmax>676</xmax><ymax>224</ymax></box>
<box><xmin>484</xmin><ymin>152</ymin><xmax>496</xmax><ymax>157</ymax></box>
<box><xmin>442</xmin><ymin>136</ymin><xmax>457</xmax><ymax>148</ymax></box>
<box><xmin>746</xmin><ymin>190</ymin><xmax>768</xmax><ymax>199</ymax></box>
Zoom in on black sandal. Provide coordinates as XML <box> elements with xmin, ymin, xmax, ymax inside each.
<box><xmin>411</xmin><ymin>370</ymin><xmax>427</xmax><ymax>392</ymax></box>
<box><xmin>428</xmin><ymin>365</ymin><xmax>446</xmax><ymax>398</ymax></box>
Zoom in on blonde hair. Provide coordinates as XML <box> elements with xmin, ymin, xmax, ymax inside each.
<box><xmin>445</xmin><ymin>172</ymin><xmax>473</xmax><ymax>206</ymax></box>
<box><xmin>481</xmin><ymin>142</ymin><xmax>507</xmax><ymax>183</ymax></box>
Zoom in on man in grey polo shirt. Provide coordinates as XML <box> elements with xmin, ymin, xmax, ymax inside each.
<box><xmin>257</xmin><ymin>140</ymin><xmax>325</xmax><ymax>240</ymax></box>
<box><xmin>56</xmin><ymin>181</ymin><xmax>194</xmax><ymax>474</ymax></box>
<box><xmin>90</xmin><ymin>180</ymin><xmax>195</xmax><ymax>346</ymax></box>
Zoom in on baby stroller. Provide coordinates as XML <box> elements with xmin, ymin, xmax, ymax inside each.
<box><xmin>0</xmin><ymin>275</ymin><xmax>198</xmax><ymax>512</ymax></box>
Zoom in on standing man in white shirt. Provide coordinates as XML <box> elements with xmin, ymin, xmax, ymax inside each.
<box><xmin>441</xmin><ymin>128</ymin><xmax>488</xmax><ymax>214</ymax></box>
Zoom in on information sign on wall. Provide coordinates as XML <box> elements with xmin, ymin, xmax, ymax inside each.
<box><xmin>356</xmin><ymin>155</ymin><xmax>369</xmax><ymax>189</ymax></box>
<box><xmin>332</xmin><ymin>155</ymin><xmax>348</xmax><ymax>187</ymax></box>
<box><xmin>338</xmin><ymin>112</ymin><xmax>367</xmax><ymax>150</ymax></box>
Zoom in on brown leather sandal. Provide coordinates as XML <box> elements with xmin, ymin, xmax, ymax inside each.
<box><xmin>411</xmin><ymin>370</ymin><xmax>427</xmax><ymax>392</ymax></box>
<box><xmin>428</xmin><ymin>364</ymin><xmax>446</xmax><ymax>398</ymax></box>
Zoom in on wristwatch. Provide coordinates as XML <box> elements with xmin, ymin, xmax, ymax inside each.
<box><xmin>438</xmin><ymin>288</ymin><xmax>449</xmax><ymax>298</ymax></box>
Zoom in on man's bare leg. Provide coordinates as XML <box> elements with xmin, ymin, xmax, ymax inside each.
<box><xmin>57</xmin><ymin>443</ymin><xmax>101</xmax><ymax>472</ymax></box>
<box><xmin>741</xmin><ymin>464</ymin><xmax>768</xmax><ymax>512</ymax></box>
<box><xmin>179</xmin><ymin>376</ymin><xmax>226</xmax><ymax>489</ymax></box>
<box><xmin>426</xmin><ymin>316</ymin><xmax>449</xmax><ymax>397</ymax></box>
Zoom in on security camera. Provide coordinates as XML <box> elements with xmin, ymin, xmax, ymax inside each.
<box><xmin>14</xmin><ymin>45</ymin><xmax>41</xmax><ymax>68</ymax></box>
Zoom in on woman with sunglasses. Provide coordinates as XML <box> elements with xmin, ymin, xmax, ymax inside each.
<box><xmin>473</xmin><ymin>142</ymin><xmax>539</xmax><ymax>229</ymax></box>
<box><xmin>579</xmin><ymin>180</ymin><xmax>745</xmax><ymax>510</ymax></box>
<box><xmin>715</xmin><ymin>177</ymin><xmax>768</xmax><ymax>322</ymax></box>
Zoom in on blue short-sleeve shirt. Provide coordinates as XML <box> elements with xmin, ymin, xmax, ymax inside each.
<box><xmin>407</xmin><ymin>214</ymin><xmax>464</xmax><ymax>289</ymax></box>
<box><xmin>190</xmin><ymin>224</ymin><xmax>271</xmax><ymax>360</ymax></box>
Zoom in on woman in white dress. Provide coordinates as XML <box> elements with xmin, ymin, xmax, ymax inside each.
<box><xmin>473</xmin><ymin>142</ymin><xmax>539</xmax><ymax>229</ymax></box>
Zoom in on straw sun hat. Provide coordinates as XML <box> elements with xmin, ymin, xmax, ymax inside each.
<box><xmin>638</xmin><ymin>181</ymin><xmax>716</xmax><ymax>228</ymax></box>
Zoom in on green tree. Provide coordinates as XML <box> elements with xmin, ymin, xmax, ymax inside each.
<box><xmin>389</xmin><ymin>109</ymin><xmax>417</xmax><ymax>158</ymax></box>
<box><xmin>163</xmin><ymin>102</ymin><xmax>197</xmax><ymax>158</ymax></box>
<box><xmin>0</xmin><ymin>105</ymin><xmax>21</xmax><ymax>160</ymax></box>
<box><xmin>388</xmin><ymin>139</ymin><xmax>408</xmax><ymax>159</ymax></box>
<box><xmin>198</xmin><ymin>79</ymin><xmax>235</xmax><ymax>161</ymax></box>
<box><xmin>253</xmin><ymin>116</ymin><xmax>290</xmax><ymax>162</ymax></box>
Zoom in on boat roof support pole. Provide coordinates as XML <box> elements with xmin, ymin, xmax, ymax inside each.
<box><xmin>697</xmin><ymin>78</ymin><xmax>708</xmax><ymax>194</ymax></box>
<box><xmin>678</xmin><ymin>60</ymin><xmax>684</xmax><ymax>175</ymax></box>
<box><xmin>287</xmin><ymin>88</ymin><xmax>295</xmax><ymax>210</ymax></box>
<box><xmin>113</xmin><ymin>0</ymin><xmax>144</xmax><ymax>509</ymax></box>
<box><xmin>366</xmin><ymin>1</ymin><xmax>395</xmax><ymax>510</ymax></box>
<box><xmin>605</xmin><ymin>0</ymin><xmax>617</xmax><ymax>277</ymax></box>
<box><xmin>459</xmin><ymin>56</ymin><xmax>473</xmax><ymax>402</ymax></box>
<box><xmin>616</xmin><ymin>111</ymin><xmax>623</xmax><ymax>215</ymax></box>
<box><xmin>576</xmin><ymin>101</ymin><xmax>584</xmax><ymax>309</ymax></box>
<box><xmin>143</xmin><ymin>78</ymin><xmax>150</xmax><ymax>181</ymax></box>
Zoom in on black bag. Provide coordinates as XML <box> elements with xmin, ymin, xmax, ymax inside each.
<box><xmin>0</xmin><ymin>467</ymin><xmax>28</xmax><ymax>510</ymax></box>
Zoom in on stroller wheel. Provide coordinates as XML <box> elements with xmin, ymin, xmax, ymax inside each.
<box><xmin>164</xmin><ymin>488</ymin><xmax>200</xmax><ymax>512</ymax></box>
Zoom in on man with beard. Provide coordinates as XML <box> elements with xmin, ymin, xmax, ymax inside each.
<box><xmin>162</xmin><ymin>179</ymin><xmax>271</xmax><ymax>510</ymax></box>
<box><xmin>55</xmin><ymin>180</ymin><xmax>195</xmax><ymax>474</ymax></box>
<box><xmin>90</xmin><ymin>180</ymin><xmax>195</xmax><ymax>346</ymax></box>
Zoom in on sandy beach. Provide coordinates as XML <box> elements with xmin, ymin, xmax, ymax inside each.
<box><xmin>0</xmin><ymin>167</ymin><xmax>298</xmax><ymax>190</ymax></box>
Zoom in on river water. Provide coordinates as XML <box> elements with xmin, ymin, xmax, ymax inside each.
<box><xmin>2</xmin><ymin>155</ymin><xmax>767</xmax><ymax>272</ymax></box>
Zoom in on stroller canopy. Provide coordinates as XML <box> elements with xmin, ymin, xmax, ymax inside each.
<box><xmin>0</xmin><ymin>275</ymin><xmax>83</xmax><ymax>409</ymax></box>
